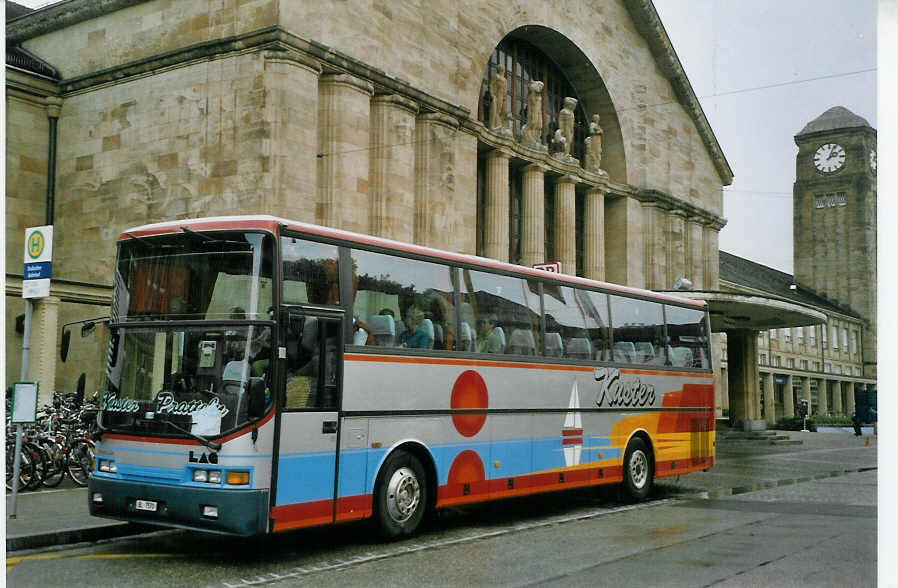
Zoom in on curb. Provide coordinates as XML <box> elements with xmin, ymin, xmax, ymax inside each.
<box><xmin>6</xmin><ymin>521</ymin><xmax>154</xmax><ymax>552</ymax></box>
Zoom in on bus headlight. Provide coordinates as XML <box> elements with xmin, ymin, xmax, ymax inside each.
<box><xmin>98</xmin><ymin>459</ymin><xmax>117</xmax><ymax>473</ymax></box>
<box><xmin>208</xmin><ymin>470</ymin><xmax>222</xmax><ymax>484</ymax></box>
<box><xmin>192</xmin><ymin>469</ymin><xmax>208</xmax><ymax>483</ymax></box>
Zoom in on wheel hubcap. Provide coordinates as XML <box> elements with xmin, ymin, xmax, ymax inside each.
<box><xmin>386</xmin><ymin>467</ymin><xmax>421</xmax><ymax>524</ymax></box>
<box><xmin>629</xmin><ymin>449</ymin><xmax>648</xmax><ymax>488</ymax></box>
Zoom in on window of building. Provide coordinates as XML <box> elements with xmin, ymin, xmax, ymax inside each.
<box><xmin>821</xmin><ymin>325</ymin><xmax>827</xmax><ymax>347</ymax></box>
<box><xmin>841</xmin><ymin>328</ymin><xmax>848</xmax><ymax>350</ymax></box>
<box><xmin>786</xmin><ymin>358</ymin><xmax>794</xmax><ymax>369</ymax></box>
<box><xmin>815</xmin><ymin>194</ymin><xmax>825</xmax><ymax>209</ymax></box>
<box><xmin>352</xmin><ymin>249</ymin><xmax>457</xmax><ymax>351</ymax></box>
<box><xmin>850</xmin><ymin>330</ymin><xmax>858</xmax><ymax>354</ymax></box>
<box><xmin>797</xmin><ymin>328</ymin><xmax>804</xmax><ymax>344</ymax></box>
<box><xmin>855</xmin><ymin>367</ymin><xmax>862</xmax><ymax>376</ymax></box>
<box><xmin>834</xmin><ymin>365</ymin><xmax>841</xmax><ymax>375</ymax></box>
<box><xmin>838</xmin><ymin>192</ymin><xmax>847</xmax><ymax>206</ymax></box>
<box><xmin>809</xmin><ymin>327</ymin><xmax>816</xmax><ymax>346</ymax></box>
<box><xmin>826</xmin><ymin>193</ymin><xmax>836</xmax><ymax>207</ymax></box>
<box><xmin>800</xmin><ymin>359</ymin><xmax>808</xmax><ymax>370</ymax></box>
<box><xmin>759</xmin><ymin>354</ymin><xmax>767</xmax><ymax>366</ymax></box>
<box><xmin>784</xmin><ymin>329</ymin><xmax>792</xmax><ymax>342</ymax></box>
<box><xmin>831</xmin><ymin>326</ymin><xmax>838</xmax><ymax>349</ymax></box>
<box><xmin>824</xmin><ymin>363</ymin><xmax>831</xmax><ymax>373</ymax></box>
<box><xmin>813</xmin><ymin>361</ymin><xmax>820</xmax><ymax>372</ymax></box>
<box><xmin>479</xmin><ymin>38</ymin><xmax>588</xmax><ymax>160</ymax></box>
<box><xmin>773</xmin><ymin>355</ymin><xmax>781</xmax><ymax>367</ymax></box>
<box><xmin>769</xmin><ymin>329</ymin><xmax>777</xmax><ymax>340</ymax></box>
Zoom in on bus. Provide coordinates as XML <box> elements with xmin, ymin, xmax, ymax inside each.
<box><xmin>88</xmin><ymin>215</ymin><xmax>714</xmax><ymax>538</ymax></box>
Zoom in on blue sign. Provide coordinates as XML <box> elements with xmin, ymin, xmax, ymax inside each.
<box><xmin>23</xmin><ymin>262</ymin><xmax>52</xmax><ymax>280</ymax></box>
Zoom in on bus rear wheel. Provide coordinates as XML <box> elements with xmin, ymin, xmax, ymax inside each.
<box><xmin>373</xmin><ymin>450</ymin><xmax>427</xmax><ymax>540</ymax></box>
<box><xmin>622</xmin><ymin>437</ymin><xmax>653</xmax><ymax>502</ymax></box>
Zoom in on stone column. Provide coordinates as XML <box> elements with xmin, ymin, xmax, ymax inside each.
<box><xmin>641</xmin><ymin>201</ymin><xmax>665</xmax><ymax>289</ymax></box>
<box><xmin>762</xmin><ymin>371</ymin><xmax>775</xmax><ymax>425</ymax></box>
<box><xmin>415</xmin><ymin>112</ymin><xmax>459</xmax><ymax>248</ymax></box>
<box><xmin>666</xmin><ymin>210</ymin><xmax>687</xmax><ymax>289</ymax></box>
<box><xmin>263</xmin><ymin>50</ymin><xmax>322</xmax><ymax>223</ymax></box>
<box><xmin>832</xmin><ymin>380</ymin><xmax>843</xmax><ymax>414</ymax></box>
<box><xmin>483</xmin><ymin>150</ymin><xmax>511</xmax><ymax>262</ymax></box>
<box><xmin>29</xmin><ymin>296</ymin><xmax>60</xmax><ymax>408</ymax></box>
<box><xmin>784</xmin><ymin>374</ymin><xmax>795</xmax><ymax>418</ymax></box>
<box><xmin>817</xmin><ymin>378</ymin><xmax>829</xmax><ymax>414</ymax></box>
<box><xmin>554</xmin><ymin>176</ymin><xmax>577</xmax><ymax>275</ymax></box>
<box><xmin>846</xmin><ymin>382</ymin><xmax>856</xmax><ymax>415</ymax></box>
<box><xmin>686</xmin><ymin>217</ymin><xmax>705</xmax><ymax>289</ymax></box>
<box><xmin>583</xmin><ymin>187</ymin><xmax>606</xmax><ymax>281</ymax></box>
<box><xmin>802</xmin><ymin>376</ymin><xmax>812</xmax><ymax>415</ymax></box>
<box><xmin>317</xmin><ymin>73</ymin><xmax>374</xmax><ymax>232</ymax></box>
<box><xmin>725</xmin><ymin>330</ymin><xmax>760</xmax><ymax>428</ymax></box>
<box><xmin>370</xmin><ymin>94</ymin><xmax>418</xmax><ymax>242</ymax></box>
<box><xmin>520</xmin><ymin>164</ymin><xmax>547</xmax><ymax>267</ymax></box>
<box><xmin>703</xmin><ymin>222</ymin><xmax>722</xmax><ymax>289</ymax></box>
<box><xmin>605</xmin><ymin>195</ymin><xmax>645</xmax><ymax>288</ymax></box>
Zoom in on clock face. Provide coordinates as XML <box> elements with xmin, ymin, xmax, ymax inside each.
<box><xmin>813</xmin><ymin>143</ymin><xmax>846</xmax><ymax>173</ymax></box>
<box><xmin>870</xmin><ymin>149</ymin><xmax>876</xmax><ymax>173</ymax></box>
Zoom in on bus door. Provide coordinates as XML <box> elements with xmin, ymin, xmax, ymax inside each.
<box><xmin>273</xmin><ymin>307</ymin><xmax>344</xmax><ymax>530</ymax></box>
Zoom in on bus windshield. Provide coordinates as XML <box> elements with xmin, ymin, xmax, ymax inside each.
<box><xmin>102</xmin><ymin>230</ymin><xmax>275</xmax><ymax>437</ymax></box>
<box><xmin>115</xmin><ymin>231</ymin><xmax>273</xmax><ymax>321</ymax></box>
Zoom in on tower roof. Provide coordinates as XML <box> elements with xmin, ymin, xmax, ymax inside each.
<box><xmin>796</xmin><ymin>106</ymin><xmax>872</xmax><ymax>137</ymax></box>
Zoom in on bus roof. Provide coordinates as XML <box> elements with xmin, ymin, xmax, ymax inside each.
<box><xmin>122</xmin><ymin>215</ymin><xmax>707</xmax><ymax>309</ymax></box>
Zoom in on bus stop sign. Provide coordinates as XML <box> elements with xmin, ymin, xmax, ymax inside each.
<box><xmin>23</xmin><ymin>225</ymin><xmax>53</xmax><ymax>298</ymax></box>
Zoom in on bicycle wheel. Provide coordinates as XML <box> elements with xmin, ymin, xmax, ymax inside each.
<box><xmin>23</xmin><ymin>442</ymin><xmax>47</xmax><ymax>490</ymax></box>
<box><xmin>66</xmin><ymin>439</ymin><xmax>94</xmax><ymax>487</ymax></box>
<box><xmin>6</xmin><ymin>443</ymin><xmax>35</xmax><ymax>492</ymax></box>
<box><xmin>39</xmin><ymin>440</ymin><xmax>66</xmax><ymax>488</ymax></box>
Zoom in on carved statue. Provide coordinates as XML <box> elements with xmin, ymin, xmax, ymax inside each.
<box><xmin>488</xmin><ymin>65</ymin><xmax>508</xmax><ymax>131</ymax></box>
<box><xmin>558</xmin><ymin>97</ymin><xmax>577</xmax><ymax>156</ymax></box>
<box><xmin>584</xmin><ymin>113</ymin><xmax>604</xmax><ymax>171</ymax></box>
<box><xmin>519</xmin><ymin>80</ymin><xmax>545</xmax><ymax>146</ymax></box>
<box><xmin>551</xmin><ymin>129</ymin><xmax>566</xmax><ymax>154</ymax></box>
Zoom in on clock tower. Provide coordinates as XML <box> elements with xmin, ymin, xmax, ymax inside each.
<box><xmin>793</xmin><ymin>106</ymin><xmax>876</xmax><ymax>378</ymax></box>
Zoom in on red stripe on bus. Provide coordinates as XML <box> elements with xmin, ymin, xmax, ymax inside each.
<box><xmin>561</xmin><ymin>429</ymin><xmax>583</xmax><ymax>436</ymax></box>
<box><xmin>561</xmin><ymin>438</ymin><xmax>584</xmax><ymax>445</ymax></box>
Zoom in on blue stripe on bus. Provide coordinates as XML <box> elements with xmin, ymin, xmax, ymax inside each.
<box><xmin>275</xmin><ymin>453</ymin><xmax>337</xmax><ymax>505</ymax></box>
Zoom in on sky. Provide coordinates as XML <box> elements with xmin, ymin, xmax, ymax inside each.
<box><xmin>654</xmin><ymin>0</ymin><xmax>877</xmax><ymax>273</ymax></box>
<box><xmin>9</xmin><ymin>0</ymin><xmax>878</xmax><ymax>274</ymax></box>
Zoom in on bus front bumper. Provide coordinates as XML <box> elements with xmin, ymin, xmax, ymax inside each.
<box><xmin>88</xmin><ymin>476</ymin><xmax>269</xmax><ymax>536</ymax></box>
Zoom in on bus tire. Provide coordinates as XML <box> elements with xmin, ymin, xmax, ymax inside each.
<box><xmin>373</xmin><ymin>450</ymin><xmax>427</xmax><ymax>540</ymax></box>
<box><xmin>622</xmin><ymin>437</ymin><xmax>653</xmax><ymax>502</ymax></box>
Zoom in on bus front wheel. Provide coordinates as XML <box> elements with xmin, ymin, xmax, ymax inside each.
<box><xmin>622</xmin><ymin>437</ymin><xmax>653</xmax><ymax>502</ymax></box>
<box><xmin>373</xmin><ymin>450</ymin><xmax>427</xmax><ymax>539</ymax></box>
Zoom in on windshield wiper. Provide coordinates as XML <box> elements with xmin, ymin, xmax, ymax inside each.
<box><xmin>157</xmin><ymin>418</ymin><xmax>222</xmax><ymax>452</ymax></box>
<box><xmin>180</xmin><ymin>227</ymin><xmax>250</xmax><ymax>249</ymax></box>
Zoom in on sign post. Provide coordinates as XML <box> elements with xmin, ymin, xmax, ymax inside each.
<box><xmin>9</xmin><ymin>382</ymin><xmax>39</xmax><ymax>519</ymax></box>
<box><xmin>533</xmin><ymin>261</ymin><xmax>562</xmax><ymax>274</ymax></box>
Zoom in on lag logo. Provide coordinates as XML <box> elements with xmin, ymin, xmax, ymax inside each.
<box><xmin>593</xmin><ymin>367</ymin><xmax>656</xmax><ymax>408</ymax></box>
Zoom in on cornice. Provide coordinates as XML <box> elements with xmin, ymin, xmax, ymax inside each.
<box><xmin>622</xmin><ymin>0</ymin><xmax>734</xmax><ymax>186</ymax></box>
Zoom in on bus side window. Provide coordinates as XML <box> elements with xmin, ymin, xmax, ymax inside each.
<box><xmin>609</xmin><ymin>295</ymin><xmax>665</xmax><ymax>365</ymax></box>
<box><xmin>284</xmin><ymin>316</ymin><xmax>339</xmax><ymax>409</ymax></box>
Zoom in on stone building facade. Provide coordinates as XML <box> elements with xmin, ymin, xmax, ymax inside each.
<box><xmin>6</xmin><ymin>0</ymin><xmax>731</xmax><ymax>404</ymax></box>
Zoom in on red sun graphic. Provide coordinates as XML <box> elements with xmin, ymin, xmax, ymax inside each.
<box><xmin>448</xmin><ymin>450</ymin><xmax>485</xmax><ymax>485</ymax></box>
<box><xmin>450</xmin><ymin>370</ymin><xmax>488</xmax><ymax>437</ymax></box>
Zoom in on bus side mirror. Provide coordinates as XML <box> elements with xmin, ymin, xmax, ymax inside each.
<box><xmin>61</xmin><ymin>329</ymin><xmax>71</xmax><ymax>362</ymax></box>
<box><xmin>247</xmin><ymin>377</ymin><xmax>266</xmax><ymax>418</ymax></box>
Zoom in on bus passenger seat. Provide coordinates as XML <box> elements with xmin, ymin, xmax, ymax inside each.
<box><xmin>508</xmin><ymin>329</ymin><xmax>536</xmax><ymax>355</ymax></box>
<box><xmin>634</xmin><ymin>341</ymin><xmax>655</xmax><ymax>363</ymax></box>
<box><xmin>566</xmin><ymin>337</ymin><xmax>592</xmax><ymax>360</ymax></box>
<box><xmin>368</xmin><ymin>314</ymin><xmax>396</xmax><ymax>346</ymax></box>
<box><xmin>613</xmin><ymin>341</ymin><xmax>637</xmax><ymax>363</ymax></box>
<box><xmin>459</xmin><ymin>322</ymin><xmax>474</xmax><ymax>351</ymax></box>
<box><xmin>544</xmin><ymin>332</ymin><xmax>563</xmax><ymax>357</ymax></box>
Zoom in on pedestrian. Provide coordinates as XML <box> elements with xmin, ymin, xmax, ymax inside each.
<box><xmin>851</xmin><ymin>412</ymin><xmax>862</xmax><ymax>436</ymax></box>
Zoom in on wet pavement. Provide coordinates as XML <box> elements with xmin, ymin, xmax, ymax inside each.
<box><xmin>5</xmin><ymin>430</ymin><xmax>877</xmax><ymax>554</ymax></box>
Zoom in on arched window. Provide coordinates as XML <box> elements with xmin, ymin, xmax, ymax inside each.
<box><xmin>479</xmin><ymin>37</ymin><xmax>588</xmax><ymax>160</ymax></box>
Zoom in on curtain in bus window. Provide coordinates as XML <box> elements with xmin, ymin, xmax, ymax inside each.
<box><xmin>351</xmin><ymin>249</ymin><xmax>456</xmax><ymax>350</ymax></box>
<box><xmin>609</xmin><ymin>295</ymin><xmax>665</xmax><ymax>365</ymax></box>
<box><xmin>461</xmin><ymin>270</ymin><xmax>540</xmax><ymax>356</ymax></box>
<box><xmin>130</xmin><ymin>262</ymin><xmax>189</xmax><ymax>316</ymax></box>
<box><xmin>281</xmin><ymin>239</ymin><xmax>340</xmax><ymax>305</ymax></box>
<box><xmin>577</xmin><ymin>290</ymin><xmax>610</xmax><ymax>361</ymax></box>
<box><xmin>665</xmin><ymin>305</ymin><xmax>709</xmax><ymax>368</ymax></box>
<box><xmin>542</xmin><ymin>285</ymin><xmax>587</xmax><ymax>359</ymax></box>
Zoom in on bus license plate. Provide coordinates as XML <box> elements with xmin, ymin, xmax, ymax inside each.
<box><xmin>135</xmin><ymin>499</ymin><xmax>158</xmax><ymax>512</ymax></box>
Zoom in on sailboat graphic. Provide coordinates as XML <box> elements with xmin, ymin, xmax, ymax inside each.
<box><xmin>562</xmin><ymin>381</ymin><xmax>583</xmax><ymax>467</ymax></box>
